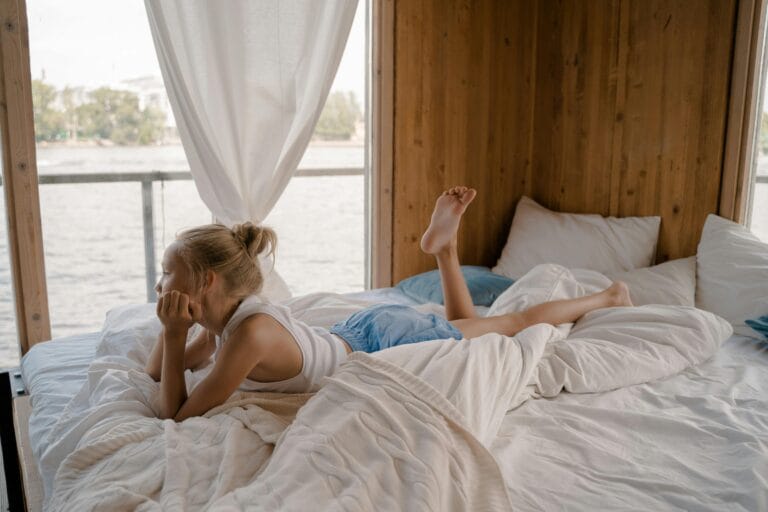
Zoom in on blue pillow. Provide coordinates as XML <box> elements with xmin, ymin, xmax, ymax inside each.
<box><xmin>745</xmin><ymin>315</ymin><xmax>768</xmax><ymax>340</ymax></box>
<box><xmin>395</xmin><ymin>265</ymin><xmax>515</xmax><ymax>307</ymax></box>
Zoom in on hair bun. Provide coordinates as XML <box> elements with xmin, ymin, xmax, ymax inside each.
<box><xmin>232</xmin><ymin>222</ymin><xmax>277</xmax><ymax>259</ymax></box>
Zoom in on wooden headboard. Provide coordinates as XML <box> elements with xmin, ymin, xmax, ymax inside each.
<box><xmin>388</xmin><ymin>0</ymin><xmax>740</xmax><ymax>283</ymax></box>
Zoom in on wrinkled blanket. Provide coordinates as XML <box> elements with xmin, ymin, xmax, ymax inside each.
<box><xmin>39</xmin><ymin>264</ymin><xmax>732</xmax><ymax>511</ymax></box>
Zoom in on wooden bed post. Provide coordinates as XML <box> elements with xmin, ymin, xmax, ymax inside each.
<box><xmin>370</xmin><ymin>0</ymin><xmax>395</xmax><ymax>288</ymax></box>
<box><xmin>721</xmin><ymin>0</ymin><xmax>768</xmax><ymax>223</ymax></box>
<box><xmin>0</xmin><ymin>0</ymin><xmax>51</xmax><ymax>353</ymax></box>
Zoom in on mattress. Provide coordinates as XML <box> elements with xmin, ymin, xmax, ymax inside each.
<box><xmin>21</xmin><ymin>332</ymin><xmax>100</xmax><ymax>463</ymax></box>
<box><xmin>19</xmin><ymin>291</ymin><xmax>768</xmax><ymax>509</ymax></box>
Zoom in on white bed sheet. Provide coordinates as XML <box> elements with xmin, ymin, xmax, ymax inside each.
<box><xmin>21</xmin><ymin>332</ymin><xmax>100</xmax><ymax>462</ymax></box>
<box><xmin>493</xmin><ymin>335</ymin><xmax>768</xmax><ymax>511</ymax></box>
<box><xmin>20</xmin><ymin>291</ymin><xmax>768</xmax><ymax>509</ymax></box>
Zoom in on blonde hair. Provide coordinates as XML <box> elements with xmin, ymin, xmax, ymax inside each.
<box><xmin>175</xmin><ymin>222</ymin><xmax>277</xmax><ymax>300</ymax></box>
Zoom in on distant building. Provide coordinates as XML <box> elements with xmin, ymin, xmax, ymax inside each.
<box><xmin>114</xmin><ymin>76</ymin><xmax>179</xmax><ymax>143</ymax></box>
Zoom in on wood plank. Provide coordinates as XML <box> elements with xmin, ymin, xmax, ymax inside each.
<box><xmin>531</xmin><ymin>0</ymin><xmax>619</xmax><ymax>215</ymax></box>
<box><xmin>617</xmin><ymin>0</ymin><xmax>735</xmax><ymax>261</ymax></box>
<box><xmin>720</xmin><ymin>0</ymin><xmax>767</xmax><ymax>223</ymax></box>
<box><xmin>609</xmin><ymin>0</ymin><xmax>630</xmax><ymax>217</ymax></box>
<box><xmin>371</xmin><ymin>0</ymin><xmax>395</xmax><ymax>287</ymax></box>
<box><xmin>393</xmin><ymin>0</ymin><xmax>537</xmax><ymax>281</ymax></box>
<box><xmin>13</xmin><ymin>396</ymin><xmax>42</xmax><ymax>511</ymax></box>
<box><xmin>0</xmin><ymin>0</ymin><xmax>51</xmax><ymax>351</ymax></box>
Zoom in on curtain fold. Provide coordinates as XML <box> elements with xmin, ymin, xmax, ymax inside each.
<box><xmin>145</xmin><ymin>0</ymin><xmax>358</xmax><ymax>298</ymax></box>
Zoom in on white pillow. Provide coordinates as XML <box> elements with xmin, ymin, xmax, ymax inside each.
<box><xmin>696</xmin><ymin>214</ymin><xmax>768</xmax><ymax>338</ymax></box>
<box><xmin>607</xmin><ymin>257</ymin><xmax>696</xmax><ymax>307</ymax></box>
<box><xmin>492</xmin><ymin>196</ymin><xmax>661</xmax><ymax>279</ymax></box>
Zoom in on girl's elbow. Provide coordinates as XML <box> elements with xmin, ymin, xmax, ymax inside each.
<box><xmin>157</xmin><ymin>400</ymin><xmax>181</xmax><ymax>421</ymax></box>
<box><xmin>173</xmin><ymin>411</ymin><xmax>189</xmax><ymax>422</ymax></box>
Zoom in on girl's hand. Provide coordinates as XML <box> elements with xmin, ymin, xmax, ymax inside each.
<box><xmin>157</xmin><ymin>290</ymin><xmax>202</xmax><ymax>337</ymax></box>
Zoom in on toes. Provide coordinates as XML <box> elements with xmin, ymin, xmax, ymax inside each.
<box><xmin>444</xmin><ymin>185</ymin><xmax>473</xmax><ymax>198</ymax></box>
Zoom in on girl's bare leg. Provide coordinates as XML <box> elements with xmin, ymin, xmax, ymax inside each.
<box><xmin>451</xmin><ymin>282</ymin><xmax>633</xmax><ymax>339</ymax></box>
<box><xmin>420</xmin><ymin>186</ymin><xmax>478</xmax><ymax>321</ymax></box>
<box><xmin>434</xmin><ymin>247</ymin><xmax>476</xmax><ymax>320</ymax></box>
<box><xmin>420</xmin><ymin>185</ymin><xmax>633</xmax><ymax>338</ymax></box>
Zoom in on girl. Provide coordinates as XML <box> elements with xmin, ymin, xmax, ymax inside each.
<box><xmin>146</xmin><ymin>186</ymin><xmax>632</xmax><ymax>421</ymax></box>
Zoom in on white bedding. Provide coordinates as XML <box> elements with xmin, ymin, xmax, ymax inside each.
<box><xmin>493</xmin><ymin>335</ymin><xmax>768</xmax><ymax>511</ymax></box>
<box><xmin>21</xmin><ymin>266</ymin><xmax>763</xmax><ymax>510</ymax></box>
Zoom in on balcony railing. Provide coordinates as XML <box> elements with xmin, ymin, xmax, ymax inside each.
<box><xmin>1</xmin><ymin>168</ymin><xmax>363</xmax><ymax>301</ymax></box>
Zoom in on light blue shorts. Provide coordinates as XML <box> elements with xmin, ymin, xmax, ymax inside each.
<box><xmin>330</xmin><ymin>304</ymin><xmax>463</xmax><ymax>353</ymax></box>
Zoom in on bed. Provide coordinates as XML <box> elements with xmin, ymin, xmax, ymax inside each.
<box><xmin>15</xmin><ymin>319</ymin><xmax>768</xmax><ymax>510</ymax></box>
<box><xmin>5</xmin><ymin>205</ymin><xmax>768</xmax><ymax>511</ymax></box>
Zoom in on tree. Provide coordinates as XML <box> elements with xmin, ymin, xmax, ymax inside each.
<box><xmin>137</xmin><ymin>106</ymin><xmax>166</xmax><ymax>145</ymax></box>
<box><xmin>60</xmin><ymin>86</ymin><xmax>82</xmax><ymax>141</ymax></box>
<box><xmin>31</xmin><ymin>79</ymin><xmax>66</xmax><ymax>141</ymax></box>
<box><xmin>76</xmin><ymin>87</ymin><xmax>165</xmax><ymax>145</ymax></box>
<box><xmin>314</xmin><ymin>91</ymin><xmax>362</xmax><ymax>140</ymax></box>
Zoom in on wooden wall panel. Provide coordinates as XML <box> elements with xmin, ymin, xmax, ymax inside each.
<box><xmin>391</xmin><ymin>0</ymin><xmax>738</xmax><ymax>282</ymax></box>
<box><xmin>393</xmin><ymin>0</ymin><xmax>537</xmax><ymax>281</ymax></box>
<box><xmin>530</xmin><ymin>0</ymin><xmax>621</xmax><ymax>214</ymax></box>
<box><xmin>616</xmin><ymin>1</ymin><xmax>735</xmax><ymax>261</ymax></box>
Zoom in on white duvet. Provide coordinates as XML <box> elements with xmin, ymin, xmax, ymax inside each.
<box><xmin>38</xmin><ymin>264</ymin><xmax>731</xmax><ymax>511</ymax></box>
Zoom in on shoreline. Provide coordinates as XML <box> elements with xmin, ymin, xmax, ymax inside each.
<box><xmin>37</xmin><ymin>139</ymin><xmax>365</xmax><ymax>149</ymax></box>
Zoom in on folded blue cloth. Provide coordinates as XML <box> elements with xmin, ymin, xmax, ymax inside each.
<box><xmin>395</xmin><ymin>265</ymin><xmax>515</xmax><ymax>307</ymax></box>
<box><xmin>745</xmin><ymin>315</ymin><xmax>768</xmax><ymax>340</ymax></box>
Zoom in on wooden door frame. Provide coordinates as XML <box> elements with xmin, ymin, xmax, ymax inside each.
<box><xmin>721</xmin><ymin>0</ymin><xmax>768</xmax><ymax>222</ymax></box>
<box><xmin>370</xmin><ymin>0</ymin><xmax>395</xmax><ymax>288</ymax></box>
<box><xmin>0</xmin><ymin>0</ymin><xmax>50</xmax><ymax>354</ymax></box>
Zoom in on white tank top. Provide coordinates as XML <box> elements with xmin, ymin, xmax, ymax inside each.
<box><xmin>216</xmin><ymin>296</ymin><xmax>348</xmax><ymax>393</ymax></box>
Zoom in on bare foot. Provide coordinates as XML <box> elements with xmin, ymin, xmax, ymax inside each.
<box><xmin>420</xmin><ymin>186</ymin><xmax>477</xmax><ymax>254</ymax></box>
<box><xmin>606</xmin><ymin>281</ymin><xmax>633</xmax><ymax>307</ymax></box>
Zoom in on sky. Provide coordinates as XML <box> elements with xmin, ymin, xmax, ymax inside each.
<box><xmin>27</xmin><ymin>0</ymin><xmax>366</xmax><ymax>105</ymax></box>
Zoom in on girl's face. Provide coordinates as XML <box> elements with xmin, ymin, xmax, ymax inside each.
<box><xmin>155</xmin><ymin>242</ymin><xmax>197</xmax><ymax>297</ymax></box>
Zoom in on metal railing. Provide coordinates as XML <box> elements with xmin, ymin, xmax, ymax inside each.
<box><xmin>1</xmin><ymin>167</ymin><xmax>363</xmax><ymax>301</ymax></box>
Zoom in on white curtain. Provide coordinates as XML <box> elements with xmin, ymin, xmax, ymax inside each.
<box><xmin>145</xmin><ymin>0</ymin><xmax>358</xmax><ymax>298</ymax></box>
<box><xmin>145</xmin><ymin>0</ymin><xmax>358</xmax><ymax>224</ymax></box>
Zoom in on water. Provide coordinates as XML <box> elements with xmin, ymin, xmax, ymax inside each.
<box><xmin>0</xmin><ymin>144</ymin><xmax>365</xmax><ymax>366</ymax></box>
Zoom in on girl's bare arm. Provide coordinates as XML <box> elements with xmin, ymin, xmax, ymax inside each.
<box><xmin>170</xmin><ymin>316</ymin><xmax>275</xmax><ymax>422</ymax></box>
<box><xmin>145</xmin><ymin>326</ymin><xmax>215</xmax><ymax>381</ymax></box>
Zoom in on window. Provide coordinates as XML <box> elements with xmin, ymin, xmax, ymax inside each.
<box><xmin>749</xmin><ymin>5</ymin><xmax>768</xmax><ymax>242</ymax></box>
<box><xmin>0</xmin><ymin>189</ymin><xmax>18</xmax><ymax>366</ymax></box>
<box><xmin>5</xmin><ymin>0</ymin><xmax>368</xmax><ymax>356</ymax></box>
<box><xmin>750</xmin><ymin>93</ymin><xmax>768</xmax><ymax>241</ymax></box>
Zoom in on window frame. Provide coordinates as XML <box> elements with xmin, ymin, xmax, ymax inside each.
<box><xmin>1</xmin><ymin>0</ymin><xmax>395</xmax><ymax>353</ymax></box>
<box><xmin>0</xmin><ymin>0</ymin><xmax>51</xmax><ymax>354</ymax></box>
<box><xmin>721</xmin><ymin>0</ymin><xmax>768</xmax><ymax>224</ymax></box>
